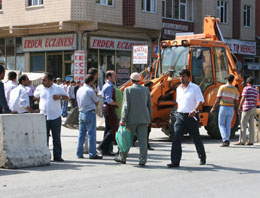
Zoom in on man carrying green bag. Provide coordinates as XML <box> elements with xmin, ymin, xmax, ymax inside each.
<box><xmin>114</xmin><ymin>72</ymin><xmax>152</xmax><ymax>166</ymax></box>
<box><xmin>115</xmin><ymin>126</ymin><xmax>131</xmax><ymax>152</ymax></box>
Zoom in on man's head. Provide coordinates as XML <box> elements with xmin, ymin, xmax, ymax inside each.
<box><xmin>144</xmin><ymin>81</ymin><xmax>153</xmax><ymax>91</ymax></box>
<box><xmin>8</xmin><ymin>72</ymin><xmax>17</xmax><ymax>82</ymax></box>
<box><xmin>106</xmin><ymin>70</ymin><xmax>116</xmax><ymax>83</ymax></box>
<box><xmin>130</xmin><ymin>72</ymin><xmax>141</xmax><ymax>84</ymax></box>
<box><xmin>179</xmin><ymin>69</ymin><xmax>190</xmax><ymax>85</ymax></box>
<box><xmin>88</xmin><ymin>68</ymin><xmax>98</xmax><ymax>81</ymax></box>
<box><xmin>77</xmin><ymin>81</ymin><xmax>81</xmax><ymax>86</ymax></box>
<box><xmin>62</xmin><ymin>80</ymin><xmax>66</xmax><ymax>85</ymax></box>
<box><xmin>70</xmin><ymin>80</ymin><xmax>76</xmax><ymax>86</ymax></box>
<box><xmin>66</xmin><ymin>80</ymin><xmax>70</xmax><ymax>86</ymax></box>
<box><xmin>246</xmin><ymin>77</ymin><xmax>254</xmax><ymax>85</ymax></box>
<box><xmin>85</xmin><ymin>74</ymin><xmax>95</xmax><ymax>86</ymax></box>
<box><xmin>42</xmin><ymin>72</ymin><xmax>54</xmax><ymax>88</ymax></box>
<box><xmin>226</xmin><ymin>74</ymin><xmax>235</xmax><ymax>84</ymax></box>
<box><xmin>56</xmin><ymin>77</ymin><xmax>61</xmax><ymax>85</ymax></box>
<box><xmin>0</xmin><ymin>65</ymin><xmax>5</xmax><ymax>80</ymax></box>
<box><xmin>19</xmin><ymin>74</ymin><xmax>30</xmax><ymax>86</ymax></box>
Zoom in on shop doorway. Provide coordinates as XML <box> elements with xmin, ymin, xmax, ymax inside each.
<box><xmin>47</xmin><ymin>54</ymin><xmax>62</xmax><ymax>78</ymax></box>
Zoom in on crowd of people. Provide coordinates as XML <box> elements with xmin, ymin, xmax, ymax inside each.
<box><xmin>0</xmin><ymin>64</ymin><xmax>259</xmax><ymax>167</ymax></box>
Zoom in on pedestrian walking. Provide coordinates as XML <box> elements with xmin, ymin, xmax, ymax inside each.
<box><xmin>97</xmin><ymin>71</ymin><xmax>119</xmax><ymax>156</ymax></box>
<box><xmin>34</xmin><ymin>72</ymin><xmax>69</xmax><ymax>162</ymax></box>
<box><xmin>4</xmin><ymin>71</ymin><xmax>17</xmax><ymax>103</ymax></box>
<box><xmin>210</xmin><ymin>74</ymin><xmax>239</xmax><ymax>147</ymax></box>
<box><xmin>67</xmin><ymin>80</ymin><xmax>77</xmax><ymax>108</ymax></box>
<box><xmin>114</xmin><ymin>72</ymin><xmax>152</xmax><ymax>166</ymax></box>
<box><xmin>167</xmin><ymin>69</ymin><xmax>206</xmax><ymax>168</ymax></box>
<box><xmin>0</xmin><ymin>65</ymin><xmax>11</xmax><ymax>114</ymax></box>
<box><xmin>76</xmin><ymin>74</ymin><xmax>102</xmax><ymax>159</ymax></box>
<box><xmin>234</xmin><ymin>77</ymin><xmax>258</xmax><ymax>146</ymax></box>
<box><xmin>9</xmin><ymin>75</ymin><xmax>37</xmax><ymax>113</ymax></box>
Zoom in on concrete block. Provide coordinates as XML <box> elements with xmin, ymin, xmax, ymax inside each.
<box><xmin>0</xmin><ymin>114</ymin><xmax>51</xmax><ymax>168</ymax></box>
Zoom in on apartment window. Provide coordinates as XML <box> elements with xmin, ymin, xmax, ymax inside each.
<box><xmin>96</xmin><ymin>0</ymin><xmax>113</xmax><ymax>6</ymax></box>
<box><xmin>0</xmin><ymin>0</ymin><xmax>2</xmax><ymax>10</ymax></box>
<box><xmin>244</xmin><ymin>5</ymin><xmax>251</xmax><ymax>27</ymax></box>
<box><xmin>217</xmin><ymin>1</ymin><xmax>228</xmax><ymax>24</ymax></box>
<box><xmin>162</xmin><ymin>0</ymin><xmax>193</xmax><ymax>21</ymax></box>
<box><xmin>27</xmin><ymin>0</ymin><xmax>43</xmax><ymax>7</ymax></box>
<box><xmin>142</xmin><ymin>0</ymin><xmax>157</xmax><ymax>13</ymax></box>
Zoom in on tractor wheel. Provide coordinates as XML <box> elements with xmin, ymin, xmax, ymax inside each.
<box><xmin>161</xmin><ymin>107</ymin><xmax>177</xmax><ymax>141</ymax></box>
<box><xmin>205</xmin><ymin>106</ymin><xmax>239</xmax><ymax>139</ymax></box>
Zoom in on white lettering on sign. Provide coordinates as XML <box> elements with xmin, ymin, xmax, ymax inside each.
<box><xmin>226</xmin><ymin>39</ymin><xmax>256</xmax><ymax>56</ymax></box>
<box><xmin>22</xmin><ymin>34</ymin><xmax>77</xmax><ymax>52</ymax></box>
<box><xmin>74</xmin><ymin>51</ymin><xmax>86</xmax><ymax>83</ymax></box>
<box><xmin>133</xmin><ymin>45</ymin><xmax>148</xmax><ymax>65</ymax></box>
<box><xmin>162</xmin><ymin>22</ymin><xmax>189</xmax><ymax>31</ymax></box>
<box><xmin>90</xmin><ymin>37</ymin><xmax>147</xmax><ymax>51</ymax></box>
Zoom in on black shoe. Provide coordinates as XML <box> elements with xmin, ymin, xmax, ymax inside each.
<box><xmin>148</xmin><ymin>144</ymin><xmax>154</xmax><ymax>151</ymax></box>
<box><xmin>97</xmin><ymin>147</ymin><xmax>104</xmax><ymax>155</ymax></box>
<box><xmin>77</xmin><ymin>156</ymin><xmax>84</xmax><ymax>159</ymax></box>
<box><xmin>89</xmin><ymin>155</ymin><xmax>103</xmax><ymax>159</ymax></box>
<box><xmin>200</xmin><ymin>158</ymin><xmax>206</xmax><ymax>165</ymax></box>
<box><xmin>114</xmin><ymin>157</ymin><xmax>126</xmax><ymax>164</ymax></box>
<box><xmin>53</xmin><ymin>158</ymin><xmax>64</xmax><ymax>162</ymax></box>
<box><xmin>138</xmin><ymin>163</ymin><xmax>146</xmax><ymax>167</ymax></box>
<box><xmin>167</xmin><ymin>163</ymin><xmax>179</xmax><ymax>168</ymax></box>
<box><xmin>221</xmin><ymin>141</ymin><xmax>230</xmax><ymax>147</ymax></box>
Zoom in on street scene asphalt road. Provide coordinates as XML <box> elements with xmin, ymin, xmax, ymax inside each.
<box><xmin>1</xmin><ymin>124</ymin><xmax>260</xmax><ymax>198</ymax></box>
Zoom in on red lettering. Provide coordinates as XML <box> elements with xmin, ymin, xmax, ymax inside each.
<box><xmin>79</xmin><ymin>62</ymin><xmax>84</xmax><ymax>67</ymax></box>
<box><xmin>93</xmin><ymin>39</ymin><xmax>98</xmax><ymax>47</ymax></box>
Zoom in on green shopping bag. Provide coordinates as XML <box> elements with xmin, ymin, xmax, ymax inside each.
<box><xmin>115</xmin><ymin>126</ymin><xmax>131</xmax><ymax>152</ymax></box>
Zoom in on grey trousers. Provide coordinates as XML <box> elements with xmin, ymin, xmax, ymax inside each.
<box><xmin>119</xmin><ymin>124</ymin><xmax>148</xmax><ymax>165</ymax></box>
<box><xmin>240</xmin><ymin>107</ymin><xmax>256</xmax><ymax>144</ymax></box>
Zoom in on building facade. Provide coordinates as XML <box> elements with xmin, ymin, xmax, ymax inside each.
<box><xmin>0</xmin><ymin>0</ymin><xmax>162</xmax><ymax>87</ymax></box>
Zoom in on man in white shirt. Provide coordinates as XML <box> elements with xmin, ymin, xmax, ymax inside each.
<box><xmin>34</xmin><ymin>72</ymin><xmax>69</xmax><ymax>162</ymax></box>
<box><xmin>4</xmin><ymin>71</ymin><xmax>18</xmax><ymax>103</ymax></box>
<box><xmin>76</xmin><ymin>74</ymin><xmax>102</xmax><ymax>159</ymax></box>
<box><xmin>67</xmin><ymin>80</ymin><xmax>76</xmax><ymax>108</ymax></box>
<box><xmin>167</xmin><ymin>69</ymin><xmax>206</xmax><ymax>168</ymax></box>
<box><xmin>9</xmin><ymin>75</ymin><xmax>37</xmax><ymax>114</ymax></box>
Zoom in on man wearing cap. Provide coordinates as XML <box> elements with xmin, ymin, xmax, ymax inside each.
<box><xmin>210</xmin><ymin>74</ymin><xmax>239</xmax><ymax>147</ymax></box>
<box><xmin>114</xmin><ymin>72</ymin><xmax>152</xmax><ymax>166</ymax></box>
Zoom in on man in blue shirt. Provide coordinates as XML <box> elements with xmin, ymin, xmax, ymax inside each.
<box><xmin>76</xmin><ymin>74</ymin><xmax>102</xmax><ymax>159</ymax></box>
<box><xmin>98</xmin><ymin>71</ymin><xmax>119</xmax><ymax>155</ymax></box>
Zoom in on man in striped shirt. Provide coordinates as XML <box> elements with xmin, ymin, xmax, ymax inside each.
<box><xmin>210</xmin><ymin>75</ymin><xmax>239</xmax><ymax>147</ymax></box>
<box><xmin>234</xmin><ymin>77</ymin><xmax>258</xmax><ymax>146</ymax></box>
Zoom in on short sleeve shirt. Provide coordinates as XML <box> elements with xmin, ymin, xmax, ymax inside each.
<box><xmin>241</xmin><ymin>85</ymin><xmax>258</xmax><ymax>111</ymax></box>
<box><xmin>177</xmin><ymin>82</ymin><xmax>205</xmax><ymax>113</ymax></box>
<box><xmin>217</xmin><ymin>84</ymin><xmax>239</xmax><ymax>107</ymax></box>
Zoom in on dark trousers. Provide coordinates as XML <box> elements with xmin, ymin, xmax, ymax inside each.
<box><xmin>46</xmin><ymin>117</ymin><xmax>62</xmax><ymax>159</ymax></box>
<box><xmin>98</xmin><ymin>109</ymin><xmax>113</xmax><ymax>152</ymax></box>
<box><xmin>171</xmin><ymin>113</ymin><xmax>206</xmax><ymax>164</ymax></box>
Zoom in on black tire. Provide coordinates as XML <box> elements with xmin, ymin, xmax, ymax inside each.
<box><xmin>205</xmin><ymin>106</ymin><xmax>239</xmax><ymax>139</ymax></box>
<box><xmin>161</xmin><ymin>107</ymin><xmax>177</xmax><ymax>140</ymax></box>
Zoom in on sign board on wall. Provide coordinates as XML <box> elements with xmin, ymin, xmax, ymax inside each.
<box><xmin>132</xmin><ymin>45</ymin><xmax>148</xmax><ymax>64</ymax></box>
<box><xmin>74</xmin><ymin>51</ymin><xmax>86</xmax><ymax>83</ymax></box>
<box><xmin>22</xmin><ymin>34</ymin><xmax>77</xmax><ymax>52</ymax></box>
<box><xmin>89</xmin><ymin>37</ymin><xmax>147</xmax><ymax>51</ymax></box>
<box><xmin>226</xmin><ymin>39</ymin><xmax>256</xmax><ymax>56</ymax></box>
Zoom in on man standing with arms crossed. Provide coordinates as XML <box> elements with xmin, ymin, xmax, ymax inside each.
<box><xmin>34</xmin><ymin>72</ymin><xmax>69</xmax><ymax>162</ymax></box>
<box><xmin>114</xmin><ymin>72</ymin><xmax>152</xmax><ymax>166</ymax></box>
<box><xmin>168</xmin><ymin>69</ymin><xmax>206</xmax><ymax>168</ymax></box>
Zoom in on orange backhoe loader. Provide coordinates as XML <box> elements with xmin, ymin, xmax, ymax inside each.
<box><xmin>121</xmin><ymin>16</ymin><xmax>244</xmax><ymax>139</ymax></box>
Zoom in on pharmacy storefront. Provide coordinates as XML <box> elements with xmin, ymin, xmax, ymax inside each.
<box><xmin>22</xmin><ymin>33</ymin><xmax>77</xmax><ymax>79</ymax></box>
<box><xmin>87</xmin><ymin>36</ymin><xmax>147</xmax><ymax>88</ymax></box>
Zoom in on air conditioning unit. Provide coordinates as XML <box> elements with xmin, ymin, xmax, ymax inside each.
<box><xmin>255</xmin><ymin>56</ymin><xmax>260</xmax><ymax>63</ymax></box>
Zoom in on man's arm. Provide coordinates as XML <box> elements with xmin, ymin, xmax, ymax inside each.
<box><xmin>120</xmin><ymin>89</ymin><xmax>129</xmax><ymax>126</ymax></box>
<box><xmin>0</xmin><ymin>82</ymin><xmax>11</xmax><ymax>113</ymax></box>
<box><xmin>105</xmin><ymin>86</ymin><xmax>119</xmax><ymax>107</ymax></box>
<box><xmin>210</xmin><ymin>97</ymin><xmax>221</xmax><ymax>114</ymax></box>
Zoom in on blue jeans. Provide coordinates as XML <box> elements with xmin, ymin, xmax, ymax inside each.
<box><xmin>218</xmin><ymin>106</ymin><xmax>234</xmax><ymax>142</ymax></box>
<box><xmin>77</xmin><ymin>111</ymin><xmax>96</xmax><ymax>158</ymax></box>
<box><xmin>61</xmin><ymin>100</ymin><xmax>68</xmax><ymax>117</ymax></box>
